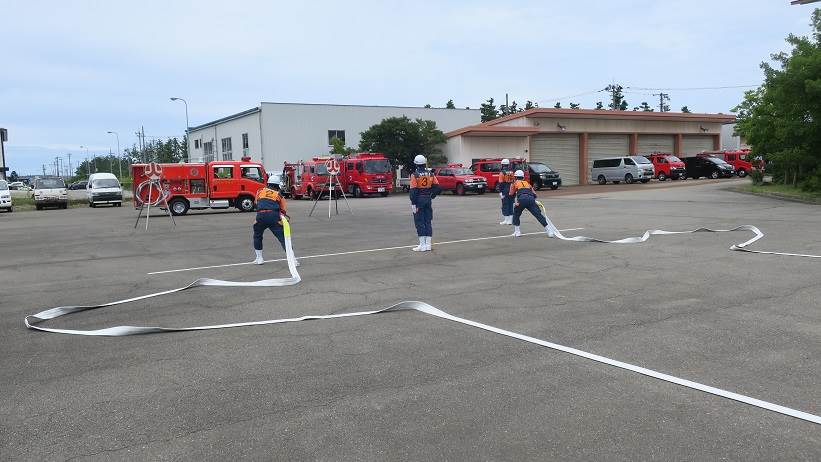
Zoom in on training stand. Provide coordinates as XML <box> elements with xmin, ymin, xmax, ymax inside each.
<box><xmin>134</xmin><ymin>179</ymin><xmax>176</xmax><ymax>230</ymax></box>
<box><xmin>308</xmin><ymin>171</ymin><xmax>353</xmax><ymax>219</ymax></box>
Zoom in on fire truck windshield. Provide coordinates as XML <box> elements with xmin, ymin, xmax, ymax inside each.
<box><xmin>452</xmin><ymin>168</ymin><xmax>473</xmax><ymax>175</ymax></box>
<box><xmin>315</xmin><ymin>164</ymin><xmax>329</xmax><ymax>175</ymax></box>
<box><xmin>364</xmin><ymin>159</ymin><xmax>391</xmax><ymax>173</ymax></box>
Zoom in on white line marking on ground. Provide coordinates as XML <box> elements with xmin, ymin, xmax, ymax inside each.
<box><xmin>148</xmin><ymin>228</ymin><xmax>584</xmax><ymax>275</ymax></box>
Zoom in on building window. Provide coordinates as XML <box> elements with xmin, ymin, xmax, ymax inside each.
<box><xmin>242</xmin><ymin>133</ymin><xmax>249</xmax><ymax>150</ymax></box>
<box><xmin>203</xmin><ymin>141</ymin><xmax>214</xmax><ymax>163</ymax></box>
<box><xmin>221</xmin><ymin>137</ymin><xmax>233</xmax><ymax>160</ymax></box>
<box><xmin>328</xmin><ymin>130</ymin><xmax>345</xmax><ymax>146</ymax></box>
<box><xmin>194</xmin><ymin>139</ymin><xmax>201</xmax><ymax>149</ymax></box>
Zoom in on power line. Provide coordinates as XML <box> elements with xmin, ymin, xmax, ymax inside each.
<box><xmin>626</xmin><ymin>85</ymin><xmax>758</xmax><ymax>91</ymax></box>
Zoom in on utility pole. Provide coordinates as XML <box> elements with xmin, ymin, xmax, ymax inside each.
<box><xmin>67</xmin><ymin>153</ymin><xmax>72</xmax><ymax>178</ymax></box>
<box><xmin>654</xmin><ymin>92</ymin><xmax>670</xmax><ymax>112</ymax></box>
<box><xmin>42</xmin><ymin>164</ymin><xmax>46</xmax><ymax>176</ymax></box>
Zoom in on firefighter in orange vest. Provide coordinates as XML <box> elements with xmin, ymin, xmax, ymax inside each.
<box><xmin>409</xmin><ymin>154</ymin><xmax>441</xmax><ymax>251</ymax></box>
<box><xmin>252</xmin><ymin>174</ymin><xmax>299</xmax><ymax>266</ymax></box>
<box><xmin>497</xmin><ymin>158</ymin><xmax>515</xmax><ymax>224</ymax></box>
<box><xmin>510</xmin><ymin>169</ymin><xmax>555</xmax><ymax>238</ymax></box>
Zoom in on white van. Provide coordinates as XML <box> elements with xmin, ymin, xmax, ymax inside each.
<box><xmin>0</xmin><ymin>180</ymin><xmax>12</xmax><ymax>212</ymax></box>
<box><xmin>87</xmin><ymin>173</ymin><xmax>123</xmax><ymax>207</ymax></box>
<box><xmin>33</xmin><ymin>176</ymin><xmax>68</xmax><ymax>210</ymax></box>
<box><xmin>591</xmin><ymin>156</ymin><xmax>655</xmax><ymax>185</ymax></box>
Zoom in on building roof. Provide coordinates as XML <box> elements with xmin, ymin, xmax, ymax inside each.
<box><xmin>260</xmin><ymin>101</ymin><xmax>479</xmax><ymax>112</ymax></box>
<box><xmin>446</xmin><ymin>108</ymin><xmax>737</xmax><ymax>138</ymax></box>
<box><xmin>188</xmin><ymin>107</ymin><xmax>260</xmax><ymax>132</ymax></box>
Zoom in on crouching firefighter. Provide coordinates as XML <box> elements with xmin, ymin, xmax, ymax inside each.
<box><xmin>497</xmin><ymin>158</ymin><xmax>515</xmax><ymax>225</ymax></box>
<box><xmin>510</xmin><ymin>169</ymin><xmax>555</xmax><ymax>238</ymax></box>
<box><xmin>409</xmin><ymin>154</ymin><xmax>441</xmax><ymax>252</ymax></box>
<box><xmin>252</xmin><ymin>174</ymin><xmax>299</xmax><ymax>266</ymax></box>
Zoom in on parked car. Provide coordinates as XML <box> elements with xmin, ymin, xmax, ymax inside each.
<box><xmin>432</xmin><ymin>165</ymin><xmax>487</xmax><ymax>195</ymax></box>
<box><xmin>470</xmin><ymin>158</ymin><xmax>529</xmax><ymax>192</ymax></box>
<box><xmin>696</xmin><ymin>150</ymin><xmax>758</xmax><ymax>177</ymax></box>
<box><xmin>682</xmin><ymin>156</ymin><xmax>735</xmax><ymax>179</ymax></box>
<box><xmin>591</xmin><ymin>156</ymin><xmax>655</xmax><ymax>185</ymax></box>
<box><xmin>32</xmin><ymin>176</ymin><xmax>68</xmax><ymax>210</ymax></box>
<box><xmin>0</xmin><ymin>180</ymin><xmax>12</xmax><ymax>212</ymax></box>
<box><xmin>86</xmin><ymin>173</ymin><xmax>123</xmax><ymax>207</ymax></box>
<box><xmin>8</xmin><ymin>181</ymin><xmax>26</xmax><ymax>190</ymax></box>
<box><xmin>528</xmin><ymin>162</ymin><xmax>562</xmax><ymax>190</ymax></box>
<box><xmin>68</xmin><ymin>181</ymin><xmax>88</xmax><ymax>190</ymax></box>
<box><xmin>645</xmin><ymin>153</ymin><xmax>686</xmax><ymax>181</ymax></box>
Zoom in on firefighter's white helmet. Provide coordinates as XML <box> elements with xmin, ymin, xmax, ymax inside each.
<box><xmin>414</xmin><ymin>154</ymin><xmax>427</xmax><ymax>165</ymax></box>
<box><xmin>267</xmin><ymin>173</ymin><xmax>282</xmax><ymax>186</ymax></box>
<box><xmin>514</xmin><ymin>169</ymin><xmax>525</xmax><ymax>178</ymax></box>
<box><xmin>501</xmin><ymin>158</ymin><xmax>510</xmax><ymax>165</ymax></box>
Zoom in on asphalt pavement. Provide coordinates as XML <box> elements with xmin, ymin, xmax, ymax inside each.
<box><xmin>1</xmin><ymin>179</ymin><xmax>820</xmax><ymax>461</ymax></box>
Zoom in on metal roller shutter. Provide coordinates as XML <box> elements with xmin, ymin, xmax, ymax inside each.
<box><xmin>588</xmin><ymin>134</ymin><xmax>630</xmax><ymax>172</ymax></box>
<box><xmin>637</xmin><ymin>135</ymin><xmax>674</xmax><ymax>154</ymax></box>
<box><xmin>531</xmin><ymin>134</ymin><xmax>580</xmax><ymax>185</ymax></box>
<box><xmin>682</xmin><ymin>135</ymin><xmax>714</xmax><ymax>155</ymax></box>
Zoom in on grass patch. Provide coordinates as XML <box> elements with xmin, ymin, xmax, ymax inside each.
<box><xmin>8</xmin><ymin>196</ymin><xmax>133</xmax><ymax>211</ymax></box>
<box><xmin>732</xmin><ymin>182</ymin><xmax>821</xmax><ymax>204</ymax></box>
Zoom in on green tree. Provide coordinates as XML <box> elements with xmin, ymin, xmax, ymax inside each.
<box><xmin>595</xmin><ymin>101</ymin><xmax>604</xmax><ymax>110</ymax></box>
<box><xmin>569</xmin><ymin>102</ymin><xmax>580</xmax><ymax>109</ymax></box>
<box><xmin>681</xmin><ymin>106</ymin><xmax>691</xmax><ymax>113</ymax></box>
<box><xmin>480</xmin><ymin>98</ymin><xmax>499</xmax><ymax>122</ymax></box>
<box><xmin>445</xmin><ymin>99</ymin><xmax>456</xmax><ymax>109</ymax></box>
<box><xmin>424</xmin><ymin>104</ymin><xmax>432</xmax><ymax>108</ymax></box>
<box><xmin>329</xmin><ymin>137</ymin><xmax>355</xmax><ymax>155</ymax></box>
<box><xmin>553</xmin><ymin>102</ymin><xmax>562</xmax><ymax>109</ymax></box>
<box><xmin>605</xmin><ymin>84</ymin><xmax>629</xmax><ymax>110</ymax></box>
<box><xmin>639</xmin><ymin>101</ymin><xmax>654</xmax><ymax>112</ymax></box>
<box><xmin>358</xmin><ymin>117</ymin><xmax>447</xmax><ymax>169</ymax></box>
<box><xmin>734</xmin><ymin>8</ymin><xmax>821</xmax><ymax>190</ymax></box>
<box><xmin>8</xmin><ymin>171</ymin><xmax>18</xmax><ymax>182</ymax></box>
<box><xmin>524</xmin><ymin>100</ymin><xmax>537</xmax><ymax>110</ymax></box>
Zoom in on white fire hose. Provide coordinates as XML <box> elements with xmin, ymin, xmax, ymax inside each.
<box><xmin>22</xmin><ymin>215</ymin><xmax>821</xmax><ymax>425</ymax></box>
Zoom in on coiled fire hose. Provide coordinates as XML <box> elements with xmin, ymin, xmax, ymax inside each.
<box><xmin>22</xmin><ymin>215</ymin><xmax>821</xmax><ymax>425</ymax></box>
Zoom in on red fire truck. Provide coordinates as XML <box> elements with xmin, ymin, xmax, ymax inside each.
<box><xmin>131</xmin><ymin>157</ymin><xmax>267</xmax><ymax>215</ymax></box>
<box><xmin>470</xmin><ymin>158</ymin><xmax>529</xmax><ymax>192</ymax></box>
<box><xmin>282</xmin><ymin>157</ymin><xmax>334</xmax><ymax>200</ymax></box>
<box><xmin>339</xmin><ymin>152</ymin><xmax>393</xmax><ymax>197</ymax></box>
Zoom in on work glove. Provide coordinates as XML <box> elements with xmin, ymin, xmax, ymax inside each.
<box><xmin>411</xmin><ymin>204</ymin><xmax>417</xmax><ymax>214</ymax></box>
<box><xmin>499</xmin><ymin>192</ymin><xmax>504</xmax><ymax>199</ymax></box>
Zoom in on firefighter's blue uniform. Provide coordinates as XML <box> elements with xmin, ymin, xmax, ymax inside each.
<box><xmin>498</xmin><ymin>170</ymin><xmax>515</xmax><ymax>217</ymax></box>
<box><xmin>409</xmin><ymin>168</ymin><xmax>440</xmax><ymax>237</ymax></box>
<box><xmin>253</xmin><ymin>188</ymin><xmax>287</xmax><ymax>251</ymax></box>
<box><xmin>510</xmin><ymin>179</ymin><xmax>548</xmax><ymax>227</ymax></box>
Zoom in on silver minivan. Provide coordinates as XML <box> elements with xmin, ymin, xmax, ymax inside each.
<box><xmin>591</xmin><ymin>156</ymin><xmax>655</xmax><ymax>185</ymax></box>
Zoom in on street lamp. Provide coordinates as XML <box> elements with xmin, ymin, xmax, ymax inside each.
<box><xmin>80</xmin><ymin>145</ymin><xmax>91</xmax><ymax>175</ymax></box>
<box><xmin>107</xmin><ymin>131</ymin><xmax>122</xmax><ymax>178</ymax></box>
<box><xmin>170</xmin><ymin>97</ymin><xmax>190</xmax><ymax>162</ymax></box>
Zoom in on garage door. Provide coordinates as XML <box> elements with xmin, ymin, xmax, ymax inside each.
<box><xmin>530</xmin><ymin>134</ymin><xmax>580</xmax><ymax>185</ymax></box>
<box><xmin>588</xmin><ymin>134</ymin><xmax>630</xmax><ymax>173</ymax></box>
<box><xmin>682</xmin><ymin>135</ymin><xmax>714</xmax><ymax>155</ymax></box>
<box><xmin>637</xmin><ymin>135</ymin><xmax>674</xmax><ymax>154</ymax></box>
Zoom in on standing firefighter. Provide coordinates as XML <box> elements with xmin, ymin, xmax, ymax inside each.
<box><xmin>409</xmin><ymin>154</ymin><xmax>441</xmax><ymax>252</ymax></box>
<box><xmin>252</xmin><ymin>174</ymin><xmax>299</xmax><ymax>266</ymax></box>
<box><xmin>498</xmin><ymin>158</ymin><xmax>515</xmax><ymax>225</ymax></box>
<box><xmin>510</xmin><ymin>169</ymin><xmax>555</xmax><ymax>238</ymax></box>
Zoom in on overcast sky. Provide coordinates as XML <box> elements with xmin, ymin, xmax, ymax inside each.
<box><xmin>1</xmin><ymin>0</ymin><xmax>815</xmax><ymax>175</ymax></box>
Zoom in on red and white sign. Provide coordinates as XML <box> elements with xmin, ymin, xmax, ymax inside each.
<box><xmin>325</xmin><ymin>158</ymin><xmax>340</xmax><ymax>175</ymax></box>
<box><xmin>144</xmin><ymin>162</ymin><xmax>163</xmax><ymax>180</ymax></box>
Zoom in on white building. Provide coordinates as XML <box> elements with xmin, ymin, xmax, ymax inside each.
<box><xmin>187</xmin><ymin>103</ymin><xmax>480</xmax><ymax>171</ymax></box>
<box><xmin>442</xmin><ymin>109</ymin><xmax>736</xmax><ymax>185</ymax></box>
<box><xmin>720</xmin><ymin>123</ymin><xmax>750</xmax><ymax>151</ymax></box>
